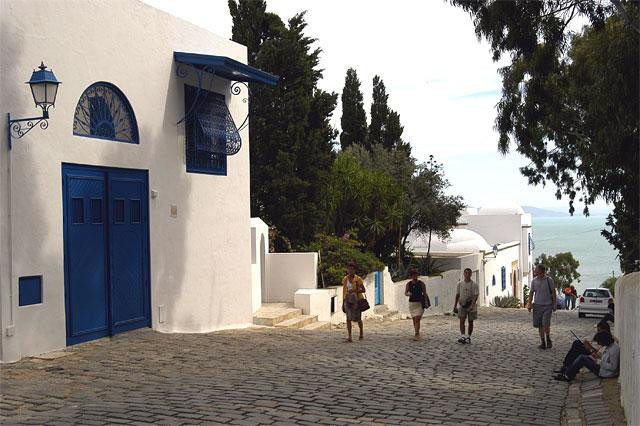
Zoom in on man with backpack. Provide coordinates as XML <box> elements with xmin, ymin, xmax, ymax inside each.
<box><xmin>527</xmin><ymin>264</ymin><xmax>557</xmax><ymax>349</ymax></box>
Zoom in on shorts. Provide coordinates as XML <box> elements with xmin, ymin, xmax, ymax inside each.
<box><xmin>533</xmin><ymin>304</ymin><xmax>553</xmax><ymax>328</ymax></box>
<box><xmin>458</xmin><ymin>308</ymin><xmax>477</xmax><ymax>321</ymax></box>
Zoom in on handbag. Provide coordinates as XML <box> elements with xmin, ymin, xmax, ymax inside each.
<box><xmin>422</xmin><ymin>294</ymin><xmax>431</xmax><ymax>309</ymax></box>
<box><xmin>358</xmin><ymin>294</ymin><xmax>370</xmax><ymax>312</ymax></box>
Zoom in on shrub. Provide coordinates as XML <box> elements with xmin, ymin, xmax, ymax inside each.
<box><xmin>302</xmin><ymin>233</ymin><xmax>385</xmax><ymax>287</ymax></box>
<box><xmin>523</xmin><ymin>285</ymin><xmax>529</xmax><ymax>304</ymax></box>
<box><xmin>491</xmin><ymin>295</ymin><xmax>520</xmax><ymax>308</ymax></box>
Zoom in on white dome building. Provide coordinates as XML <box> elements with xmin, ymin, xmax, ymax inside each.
<box><xmin>407</xmin><ymin>229</ymin><xmax>493</xmax><ymax>255</ymax></box>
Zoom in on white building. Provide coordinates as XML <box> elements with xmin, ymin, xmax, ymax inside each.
<box><xmin>406</xmin><ymin>205</ymin><xmax>533</xmax><ymax>306</ymax></box>
<box><xmin>0</xmin><ymin>0</ymin><xmax>278</xmax><ymax>362</ymax></box>
<box><xmin>458</xmin><ymin>205</ymin><xmax>534</xmax><ymax>300</ymax></box>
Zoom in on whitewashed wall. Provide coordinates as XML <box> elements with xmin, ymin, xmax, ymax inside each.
<box><xmin>0</xmin><ymin>0</ymin><xmax>253</xmax><ymax>361</ymax></box>
<box><xmin>387</xmin><ymin>270</ymin><xmax>461</xmax><ymax>318</ymax></box>
<box><xmin>264</xmin><ymin>253</ymin><xmax>318</xmax><ymax>303</ymax></box>
<box><xmin>615</xmin><ymin>272</ymin><xmax>639</xmax><ymax>426</ymax></box>
<box><xmin>482</xmin><ymin>243</ymin><xmax>521</xmax><ymax>305</ymax></box>
<box><xmin>250</xmin><ymin>218</ymin><xmax>269</xmax><ymax>313</ymax></box>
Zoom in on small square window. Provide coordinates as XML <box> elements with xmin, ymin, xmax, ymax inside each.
<box><xmin>114</xmin><ymin>199</ymin><xmax>125</xmax><ymax>223</ymax></box>
<box><xmin>72</xmin><ymin>198</ymin><xmax>84</xmax><ymax>224</ymax></box>
<box><xmin>19</xmin><ymin>276</ymin><xmax>42</xmax><ymax>306</ymax></box>
<box><xmin>131</xmin><ymin>199</ymin><xmax>141</xmax><ymax>223</ymax></box>
<box><xmin>91</xmin><ymin>198</ymin><xmax>103</xmax><ymax>224</ymax></box>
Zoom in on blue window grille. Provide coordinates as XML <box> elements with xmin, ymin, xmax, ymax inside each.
<box><xmin>492</xmin><ymin>275</ymin><xmax>496</xmax><ymax>286</ymax></box>
<box><xmin>184</xmin><ymin>85</ymin><xmax>230</xmax><ymax>175</ymax></box>
<box><xmin>73</xmin><ymin>82</ymin><xmax>139</xmax><ymax>143</ymax></box>
<box><xmin>19</xmin><ymin>276</ymin><xmax>42</xmax><ymax>306</ymax></box>
<box><xmin>528</xmin><ymin>234</ymin><xmax>534</xmax><ymax>254</ymax></box>
<box><xmin>501</xmin><ymin>266</ymin><xmax>507</xmax><ymax>291</ymax></box>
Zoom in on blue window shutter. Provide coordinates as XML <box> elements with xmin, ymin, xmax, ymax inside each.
<box><xmin>492</xmin><ymin>275</ymin><xmax>496</xmax><ymax>286</ymax></box>
<box><xmin>501</xmin><ymin>267</ymin><xmax>506</xmax><ymax>291</ymax></box>
<box><xmin>184</xmin><ymin>85</ymin><xmax>228</xmax><ymax>175</ymax></box>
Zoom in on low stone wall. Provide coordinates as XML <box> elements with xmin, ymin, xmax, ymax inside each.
<box><xmin>264</xmin><ymin>252</ymin><xmax>318</xmax><ymax>303</ymax></box>
<box><xmin>386</xmin><ymin>270</ymin><xmax>460</xmax><ymax>318</ymax></box>
<box><xmin>615</xmin><ymin>272</ymin><xmax>639</xmax><ymax>426</ymax></box>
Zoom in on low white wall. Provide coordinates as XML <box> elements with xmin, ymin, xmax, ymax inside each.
<box><xmin>387</xmin><ymin>270</ymin><xmax>460</xmax><ymax>318</ymax></box>
<box><xmin>294</xmin><ymin>287</ymin><xmax>339</xmax><ymax>322</ymax></box>
<box><xmin>264</xmin><ymin>252</ymin><xmax>318</xmax><ymax>303</ymax></box>
<box><xmin>615</xmin><ymin>272</ymin><xmax>639</xmax><ymax>426</ymax></box>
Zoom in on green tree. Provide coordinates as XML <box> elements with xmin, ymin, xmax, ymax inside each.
<box><xmin>600</xmin><ymin>276</ymin><xmax>617</xmax><ymax>296</ymax></box>
<box><xmin>535</xmin><ymin>252</ymin><xmax>581</xmax><ymax>290</ymax></box>
<box><xmin>410</xmin><ymin>156</ymin><xmax>466</xmax><ymax>271</ymax></box>
<box><xmin>229</xmin><ymin>3</ymin><xmax>338</xmax><ymax>246</ymax></box>
<box><xmin>450</xmin><ymin>0</ymin><xmax>639</xmax><ymax>272</ymax></box>
<box><xmin>368</xmin><ymin>75</ymin><xmax>406</xmax><ymax>151</ymax></box>
<box><xmin>340</xmin><ymin>68</ymin><xmax>368</xmax><ymax>150</ymax></box>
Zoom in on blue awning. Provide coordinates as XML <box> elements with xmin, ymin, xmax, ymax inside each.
<box><xmin>174</xmin><ymin>52</ymin><xmax>279</xmax><ymax>86</ymax></box>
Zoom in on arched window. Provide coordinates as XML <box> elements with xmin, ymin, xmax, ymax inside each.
<box><xmin>73</xmin><ymin>82</ymin><xmax>139</xmax><ymax>143</ymax></box>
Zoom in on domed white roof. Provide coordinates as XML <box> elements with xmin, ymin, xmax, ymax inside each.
<box><xmin>407</xmin><ymin>229</ymin><xmax>492</xmax><ymax>253</ymax></box>
<box><xmin>477</xmin><ymin>205</ymin><xmax>525</xmax><ymax>215</ymax></box>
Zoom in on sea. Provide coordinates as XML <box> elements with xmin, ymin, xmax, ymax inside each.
<box><xmin>532</xmin><ymin>215</ymin><xmax>621</xmax><ymax>294</ymax></box>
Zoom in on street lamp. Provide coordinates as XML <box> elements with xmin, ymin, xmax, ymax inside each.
<box><xmin>492</xmin><ymin>245</ymin><xmax>499</xmax><ymax>257</ymax></box>
<box><xmin>7</xmin><ymin>62</ymin><xmax>61</xmax><ymax>149</ymax></box>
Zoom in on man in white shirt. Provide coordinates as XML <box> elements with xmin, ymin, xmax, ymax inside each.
<box><xmin>527</xmin><ymin>264</ymin><xmax>557</xmax><ymax>349</ymax></box>
<box><xmin>453</xmin><ymin>268</ymin><xmax>479</xmax><ymax>344</ymax></box>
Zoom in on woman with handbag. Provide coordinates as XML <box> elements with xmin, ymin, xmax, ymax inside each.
<box><xmin>405</xmin><ymin>268</ymin><xmax>428</xmax><ymax>340</ymax></box>
<box><xmin>341</xmin><ymin>261</ymin><xmax>366</xmax><ymax>342</ymax></box>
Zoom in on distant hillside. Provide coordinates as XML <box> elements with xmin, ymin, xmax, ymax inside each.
<box><xmin>522</xmin><ymin>206</ymin><xmax>569</xmax><ymax>217</ymax></box>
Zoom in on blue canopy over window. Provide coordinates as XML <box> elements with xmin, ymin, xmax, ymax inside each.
<box><xmin>173</xmin><ymin>52</ymin><xmax>279</xmax><ymax>86</ymax></box>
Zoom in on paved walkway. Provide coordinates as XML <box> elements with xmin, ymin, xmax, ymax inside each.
<box><xmin>0</xmin><ymin>308</ymin><xmax>625</xmax><ymax>425</ymax></box>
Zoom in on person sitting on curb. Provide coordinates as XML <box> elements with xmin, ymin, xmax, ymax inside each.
<box><xmin>553</xmin><ymin>320</ymin><xmax>611</xmax><ymax>376</ymax></box>
<box><xmin>554</xmin><ymin>331</ymin><xmax>620</xmax><ymax>382</ymax></box>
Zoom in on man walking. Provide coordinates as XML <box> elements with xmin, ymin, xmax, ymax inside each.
<box><xmin>527</xmin><ymin>264</ymin><xmax>557</xmax><ymax>349</ymax></box>
<box><xmin>453</xmin><ymin>268</ymin><xmax>479</xmax><ymax>344</ymax></box>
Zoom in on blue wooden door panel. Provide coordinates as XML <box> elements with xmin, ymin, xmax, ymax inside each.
<box><xmin>108</xmin><ymin>170</ymin><xmax>150</xmax><ymax>333</ymax></box>
<box><xmin>63</xmin><ymin>166</ymin><xmax>109</xmax><ymax>345</ymax></box>
<box><xmin>374</xmin><ymin>271</ymin><xmax>382</xmax><ymax>305</ymax></box>
<box><xmin>63</xmin><ymin>164</ymin><xmax>150</xmax><ymax>346</ymax></box>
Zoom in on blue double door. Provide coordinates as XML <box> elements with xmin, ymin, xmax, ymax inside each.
<box><xmin>62</xmin><ymin>164</ymin><xmax>150</xmax><ymax>345</ymax></box>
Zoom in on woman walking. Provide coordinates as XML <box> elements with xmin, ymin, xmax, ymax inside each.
<box><xmin>405</xmin><ymin>268</ymin><xmax>428</xmax><ymax>340</ymax></box>
<box><xmin>342</xmin><ymin>261</ymin><xmax>365</xmax><ymax>342</ymax></box>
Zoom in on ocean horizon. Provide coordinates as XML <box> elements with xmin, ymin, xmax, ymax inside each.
<box><xmin>532</xmin><ymin>215</ymin><xmax>622</xmax><ymax>295</ymax></box>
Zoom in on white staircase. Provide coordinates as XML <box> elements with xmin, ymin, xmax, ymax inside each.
<box><xmin>253</xmin><ymin>303</ymin><xmax>331</xmax><ymax>330</ymax></box>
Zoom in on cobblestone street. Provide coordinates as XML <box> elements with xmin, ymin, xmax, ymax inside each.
<box><xmin>0</xmin><ymin>308</ymin><xmax>624</xmax><ymax>425</ymax></box>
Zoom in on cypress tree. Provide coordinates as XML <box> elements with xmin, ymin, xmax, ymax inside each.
<box><xmin>229</xmin><ymin>3</ymin><xmax>337</xmax><ymax>245</ymax></box>
<box><xmin>340</xmin><ymin>68</ymin><xmax>368</xmax><ymax>151</ymax></box>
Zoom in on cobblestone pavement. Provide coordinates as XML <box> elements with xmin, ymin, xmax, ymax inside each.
<box><xmin>0</xmin><ymin>307</ymin><xmax>624</xmax><ymax>425</ymax></box>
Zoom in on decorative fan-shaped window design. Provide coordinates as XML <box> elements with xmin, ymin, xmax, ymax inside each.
<box><xmin>73</xmin><ymin>82</ymin><xmax>139</xmax><ymax>143</ymax></box>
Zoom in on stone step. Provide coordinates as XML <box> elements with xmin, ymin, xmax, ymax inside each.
<box><xmin>300</xmin><ymin>321</ymin><xmax>331</xmax><ymax>331</ymax></box>
<box><xmin>253</xmin><ymin>304</ymin><xmax>303</xmax><ymax>326</ymax></box>
<box><xmin>275</xmin><ymin>315</ymin><xmax>318</xmax><ymax>329</ymax></box>
<box><xmin>373</xmin><ymin>304</ymin><xmax>389</xmax><ymax>314</ymax></box>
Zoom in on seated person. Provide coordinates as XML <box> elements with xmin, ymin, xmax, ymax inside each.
<box><xmin>603</xmin><ymin>299</ymin><xmax>615</xmax><ymax>323</ymax></box>
<box><xmin>553</xmin><ymin>321</ymin><xmax>611</xmax><ymax>376</ymax></box>
<box><xmin>554</xmin><ymin>331</ymin><xmax>620</xmax><ymax>382</ymax></box>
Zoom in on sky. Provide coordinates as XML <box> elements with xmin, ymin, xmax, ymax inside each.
<box><xmin>142</xmin><ymin>0</ymin><xmax>611</xmax><ymax>213</ymax></box>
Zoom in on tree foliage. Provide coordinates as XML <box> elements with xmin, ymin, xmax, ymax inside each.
<box><xmin>301</xmin><ymin>233</ymin><xmax>385</xmax><ymax>287</ymax></box>
<box><xmin>535</xmin><ymin>252</ymin><xmax>581</xmax><ymax>289</ymax></box>
<box><xmin>600</xmin><ymin>276</ymin><xmax>617</xmax><ymax>296</ymax></box>
<box><xmin>368</xmin><ymin>76</ymin><xmax>410</xmax><ymax>152</ymax></box>
<box><xmin>340</xmin><ymin>68</ymin><xmax>368</xmax><ymax>150</ymax></box>
<box><xmin>450</xmin><ymin>0</ymin><xmax>639</xmax><ymax>272</ymax></box>
<box><xmin>229</xmin><ymin>1</ymin><xmax>338</xmax><ymax>246</ymax></box>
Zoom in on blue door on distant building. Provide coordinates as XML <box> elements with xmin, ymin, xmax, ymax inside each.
<box><xmin>62</xmin><ymin>164</ymin><xmax>150</xmax><ymax>345</ymax></box>
<box><xmin>374</xmin><ymin>271</ymin><xmax>382</xmax><ymax>305</ymax></box>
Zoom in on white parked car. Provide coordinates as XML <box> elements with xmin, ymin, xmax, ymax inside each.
<box><xmin>578</xmin><ymin>288</ymin><xmax>613</xmax><ymax>318</ymax></box>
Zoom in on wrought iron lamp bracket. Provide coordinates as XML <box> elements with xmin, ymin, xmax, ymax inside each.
<box><xmin>7</xmin><ymin>111</ymin><xmax>49</xmax><ymax>150</ymax></box>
